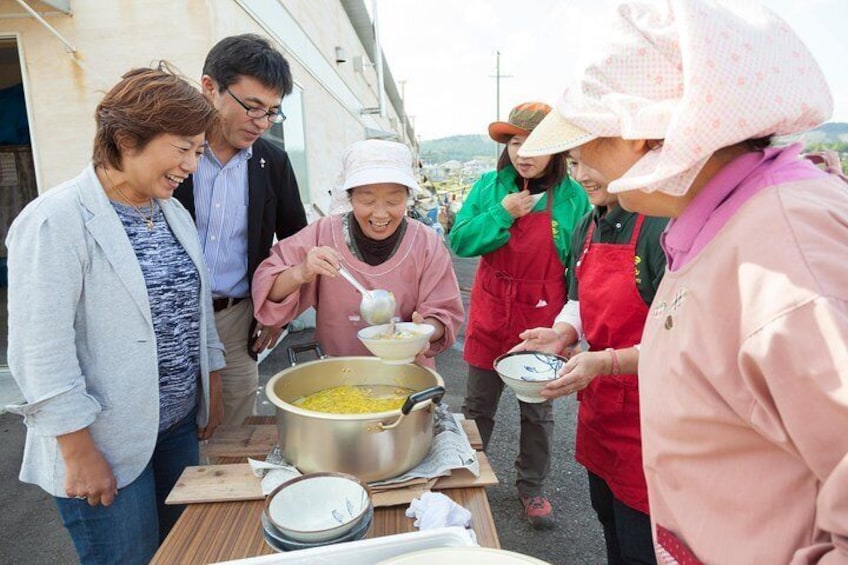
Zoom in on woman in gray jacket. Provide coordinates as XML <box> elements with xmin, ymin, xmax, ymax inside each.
<box><xmin>6</xmin><ymin>65</ymin><xmax>225</xmax><ymax>564</ymax></box>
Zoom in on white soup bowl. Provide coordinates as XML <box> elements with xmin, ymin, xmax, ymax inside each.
<box><xmin>358</xmin><ymin>322</ymin><xmax>435</xmax><ymax>365</ymax></box>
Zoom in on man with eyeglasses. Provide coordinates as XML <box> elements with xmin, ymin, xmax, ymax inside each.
<box><xmin>175</xmin><ymin>34</ymin><xmax>307</xmax><ymax>427</ymax></box>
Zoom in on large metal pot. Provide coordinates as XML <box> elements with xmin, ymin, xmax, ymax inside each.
<box><xmin>265</xmin><ymin>344</ymin><xmax>445</xmax><ymax>482</ymax></box>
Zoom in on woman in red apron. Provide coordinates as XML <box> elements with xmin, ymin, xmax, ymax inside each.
<box><xmin>515</xmin><ymin>158</ymin><xmax>667</xmax><ymax>563</ymax></box>
<box><xmin>449</xmin><ymin>103</ymin><xmax>590</xmax><ymax>529</ymax></box>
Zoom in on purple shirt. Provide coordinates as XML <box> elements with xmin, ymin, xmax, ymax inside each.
<box><xmin>662</xmin><ymin>143</ymin><xmax>825</xmax><ymax>271</ymax></box>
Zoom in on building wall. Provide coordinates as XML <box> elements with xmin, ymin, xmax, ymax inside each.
<box><xmin>244</xmin><ymin>0</ymin><xmax>406</xmax><ymax>215</ymax></box>
<box><xmin>0</xmin><ymin>0</ymin><xmax>404</xmax><ymax>213</ymax></box>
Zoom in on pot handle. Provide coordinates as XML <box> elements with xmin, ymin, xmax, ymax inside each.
<box><xmin>400</xmin><ymin>385</ymin><xmax>445</xmax><ymax>415</ymax></box>
<box><xmin>286</xmin><ymin>342</ymin><xmax>326</xmax><ymax>366</ymax></box>
<box><xmin>379</xmin><ymin>385</ymin><xmax>445</xmax><ymax>431</ymax></box>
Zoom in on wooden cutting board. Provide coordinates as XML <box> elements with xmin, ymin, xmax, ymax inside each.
<box><xmin>166</xmin><ymin>452</ymin><xmax>497</xmax><ymax>507</ymax></box>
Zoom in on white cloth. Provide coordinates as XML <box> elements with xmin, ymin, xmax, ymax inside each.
<box><xmin>405</xmin><ymin>492</ymin><xmax>472</xmax><ymax>530</ymax></box>
<box><xmin>247</xmin><ymin>457</ymin><xmax>302</xmax><ymax>495</ymax></box>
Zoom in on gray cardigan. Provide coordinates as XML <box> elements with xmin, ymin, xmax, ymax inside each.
<box><xmin>5</xmin><ymin>164</ymin><xmax>226</xmax><ymax>497</ymax></box>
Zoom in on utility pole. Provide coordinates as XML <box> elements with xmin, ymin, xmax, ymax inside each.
<box><xmin>489</xmin><ymin>50</ymin><xmax>513</xmax><ymax>159</ymax></box>
<box><xmin>399</xmin><ymin>79</ymin><xmax>407</xmax><ymax>144</ymax></box>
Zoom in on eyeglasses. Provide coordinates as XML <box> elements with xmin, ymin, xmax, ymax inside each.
<box><xmin>225</xmin><ymin>88</ymin><xmax>285</xmax><ymax>124</ymax></box>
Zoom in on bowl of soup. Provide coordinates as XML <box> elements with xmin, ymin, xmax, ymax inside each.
<box><xmin>357</xmin><ymin>322</ymin><xmax>435</xmax><ymax>365</ymax></box>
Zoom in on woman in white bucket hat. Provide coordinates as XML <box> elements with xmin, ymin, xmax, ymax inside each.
<box><xmin>251</xmin><ymin>139</ymin><xmax>463</xmax><ymax>366</ymax></box>
<box><xmin>519</xmin><ymin>0</ymin><xmax>848</xmax><ymax>563</ymax></box>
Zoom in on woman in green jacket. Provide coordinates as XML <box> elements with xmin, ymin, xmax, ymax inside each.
<box><xmin>449</xmin><ymin>102</ymin><xmax>590</xmax><ymax>528</ymax></box>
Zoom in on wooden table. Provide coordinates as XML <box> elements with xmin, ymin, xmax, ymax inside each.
<box><xmin>151</xmin><ymin>417</ymin><xmax>500</xmax><ymax>564</ymax></box>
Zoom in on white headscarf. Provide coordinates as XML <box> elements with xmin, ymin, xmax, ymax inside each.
<box><xmin>519</xmin><ymin>0</ymin><xmax>833</xmax><ymax>195</ymax></box>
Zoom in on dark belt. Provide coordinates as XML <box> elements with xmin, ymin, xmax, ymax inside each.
<box><xmin>212</xmin><ymin>297</ymin><xmax>244</xmax><ymax>312</ymax></box>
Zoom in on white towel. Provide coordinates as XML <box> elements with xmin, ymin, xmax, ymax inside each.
<box><xmin>405</xmin><ymin>492</ymin><xmax>472</xmax><ymax>530</ymax></box>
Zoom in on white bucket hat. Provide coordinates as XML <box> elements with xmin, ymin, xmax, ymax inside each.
<box><xmin>519</xmin><ymin>0</ymin><xmax>833</xmax><ymax>196</ymax></box>
<box><xmin>329</xmin><ymin>139</ymin><xmax>421</xmax><ymax>213</ymax></box>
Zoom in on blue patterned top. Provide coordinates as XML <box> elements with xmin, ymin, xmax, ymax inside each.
<box><xmin>112</xmin><ymin>200</ymin><xmax>201</xmax><ymax>431</ymax></box>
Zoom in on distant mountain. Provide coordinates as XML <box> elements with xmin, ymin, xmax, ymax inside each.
<box><xmin>420</xmin><ymin>135</ymin><xmax>496</xmax><ymax>164</ymax></box>
<box><xmin>795</xmin><ymin>122</ymin><xmax>848</xmax><ymax>144</ymax></box>
<box><xmin>421</xmin><ymin>123</ymin><xmax>848</xmax><ymax>164</ymax></box>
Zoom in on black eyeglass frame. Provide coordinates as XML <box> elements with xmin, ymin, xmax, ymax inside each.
<box><xmin>225</xmin><ymin>88</ymin><xmax>286</xmax><ymax>124</ymax></box>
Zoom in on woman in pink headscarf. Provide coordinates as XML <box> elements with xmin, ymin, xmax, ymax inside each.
<box><xmin>519</xmin><ymin>1</ymin><xmax>848</xmax><ymax>563</ymax></box>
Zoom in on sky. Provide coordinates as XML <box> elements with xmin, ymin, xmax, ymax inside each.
<box><xmin>372</xmin><ymin>0</ymin><xmax>847</xmax><ymax>141</ymax></box>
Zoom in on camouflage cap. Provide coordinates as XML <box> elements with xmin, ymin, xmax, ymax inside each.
<box><xmin>488</xmin><ymin>102</ymin><xmax>552</xmax><ymax>143</ymax></box>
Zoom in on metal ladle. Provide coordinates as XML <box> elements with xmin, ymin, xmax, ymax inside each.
<box><xmin>337</xmin><ymin>266</ymin><xmax>397</xmax><ymax>325</ymax></box>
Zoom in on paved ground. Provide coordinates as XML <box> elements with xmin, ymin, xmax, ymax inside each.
<box><xmin>0</xmin><ymin>250</ymin><xmax>605</xmax><ymax>564</ymax></box>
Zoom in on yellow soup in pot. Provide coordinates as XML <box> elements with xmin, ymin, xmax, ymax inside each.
<box><xmin>294</xmin><ymin>385</ymin><xmax>416</xmax><ymax>414</ymax></box>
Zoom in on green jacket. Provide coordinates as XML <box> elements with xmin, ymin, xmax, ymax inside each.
<box><xmin>449</xmin><ymin>166</ymin><xmax>591</xmax><ymax>265</ymax></box>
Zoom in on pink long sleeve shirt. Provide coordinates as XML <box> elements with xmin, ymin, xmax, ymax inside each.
<box><xmin>640</xmin><ymin>145</ymin><xmax>848</xmax><ymax>563</ymax></box>
<box><xmin>252</xmin><ymin>215</ymin><xmax>464</xmax><ymax>367</ymax></box>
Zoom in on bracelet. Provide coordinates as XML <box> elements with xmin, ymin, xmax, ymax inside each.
<box><xmin>605</xmin><ymin>347</ymin><xmax>620</xmax><ymax>376</ymax></box>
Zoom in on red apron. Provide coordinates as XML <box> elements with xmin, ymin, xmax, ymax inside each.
<box><xmin>574</xmin><ymin>214</ymin><xmax>650</xmax><ymax>514</ymax></box>
<box><xmin>464</xmin><ymin>192</ymin><xmax>567</xmax><ymax>369</ymax></box>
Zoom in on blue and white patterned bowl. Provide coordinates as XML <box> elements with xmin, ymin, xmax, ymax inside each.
<box><xmin>265</xmin><ymin>472</ymin><xmax>371</xmax><ymax>543</ymax></box>
<box><xmin>494</xmin><ymin>351</ymin><xmax>567</xmax><ymax>403</ymax></box>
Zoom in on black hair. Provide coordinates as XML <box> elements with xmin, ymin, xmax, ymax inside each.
<box><xmin>496</xmin><ymin>142</ymin><xmax>569</xmax><ymax>190</ymax></box>
<box><xmin>203</xmin><ymin>34</ymin><xmax>293</xmax><ymax>96</ymax></box>
<box><xmin>746</xmin><ymin>136</ymin><xmax>774</xmax><ymax>150</ymax></box>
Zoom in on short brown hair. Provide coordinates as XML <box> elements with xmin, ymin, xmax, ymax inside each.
<box><xmin>92</xmin><ymin>62</ymin><xmax>217</xmax><ymax>170</ymax></box>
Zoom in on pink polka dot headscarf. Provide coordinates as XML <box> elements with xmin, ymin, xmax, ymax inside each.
<box><xmin>519</xmin><ymin>0</ymin><xmax>833</xmax><ymax>196</ymax></box>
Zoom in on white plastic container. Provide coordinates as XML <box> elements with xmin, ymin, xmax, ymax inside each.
<box><xmin>379</xmin><ymin>547</ymin><xmax>551</xmax><ymax>564</ymax></box>
<box><xmin>213</xmin><ymin>527</ymin><xmax>477</xmax><ymax>565</ymax></box>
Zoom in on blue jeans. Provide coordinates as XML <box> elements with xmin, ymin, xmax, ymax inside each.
<box><xmin>55</xmin><ymin>407</ymin><xmax>199</xmax><ymax>565</ymax></box>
